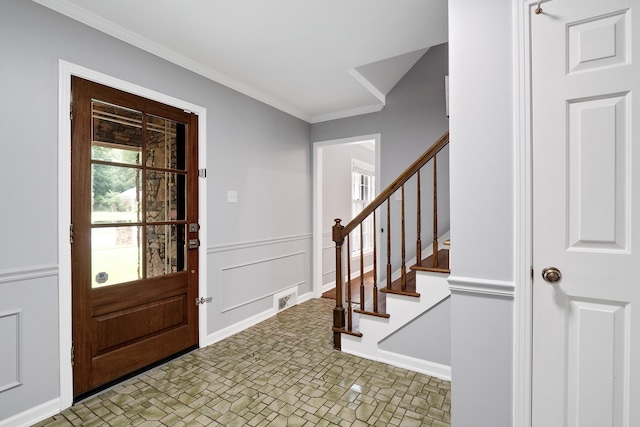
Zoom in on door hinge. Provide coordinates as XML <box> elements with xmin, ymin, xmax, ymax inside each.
<box><xmin>198</xmin><ymin>168</ymin><xmax>207</xmax><ymax>178</ymax></box>
<box><xmin>70</xmin><ymin>101</ymin><xmax>73</xmax><ymax>120</ymax></box>
<box><xmin>531</xmin><ymin>266</ymin><xmax>534</xmax><ymax>279</ymax></box>
<box><xmin>195</xmin><ymin>297</ymin><xmax>212</xmax><ymax>305</ymax></box>
<box><xmin>71</xmin><ymin>345</ymin><xmax>75</xmax><ymax>366</ymax></box>
<box><xmin>69</xmin><ymin>224</ymin><xmax>74</xmax><ymax>244</ymax></box>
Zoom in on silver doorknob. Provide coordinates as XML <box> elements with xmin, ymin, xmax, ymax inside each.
<box><xmin>542</xmin><ymin>267</ymin><xmax>562</xmax><ymax>284</ymax></box>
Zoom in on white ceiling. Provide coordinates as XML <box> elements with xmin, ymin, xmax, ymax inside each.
<box><xmin>34</xmin><ymin>0</ymin><xmax>448</xmax><ymax>123</ymax></box>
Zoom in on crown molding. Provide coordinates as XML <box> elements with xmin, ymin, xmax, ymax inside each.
<box><xmin>32</xmin><ymin>0</ymin><xmax>311</xmax><ymax>122</ymax></box>
<box><xmin>310</xmin><ymin>103</ymin><xmax>384</xmax><ymax>124</ymax></box>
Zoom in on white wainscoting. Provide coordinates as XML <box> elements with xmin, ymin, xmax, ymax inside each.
<box><xmin>220</xmin><ymin>251</ymin><xmax>306</xmax><ymax>313</ymax></box>
<box><xmin>204</xmin><ymin>234</ymin><xmax>312</xmax><ymax>346</ymax></box>
<box><xmin>0</xmin><ymin>309</ymin><xmax>21</xmax><ymax>393</ymax></box>
<box><xmin>0</xmin><ymin>265</ymin><xmax>60</xmax><ymax>427</ymax></box>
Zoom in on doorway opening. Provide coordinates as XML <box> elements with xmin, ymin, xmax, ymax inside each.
<box><xmin>312</xmin><ymin>135</ymin><xmax>381</xmax><ymax>297</ymax></box>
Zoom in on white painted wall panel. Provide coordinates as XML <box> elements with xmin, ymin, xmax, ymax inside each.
<box><xmin>220</xmin><ymin>252</ymin><xmax>305</xmax><ymax>312</ymax></box>
<box><xmin>0</xmin><ymin>311</ymin><xmax>20</xmax><ymax>393</ymax></box>
<box><xmin>0</xmin><ymin>270</ymin><xmax>59</xmax><ymax>422</ymax></box>
<box><xmin>207</xmin><ymin>236</ymin><xmax>312</xmax><ymax>332</ymax></box>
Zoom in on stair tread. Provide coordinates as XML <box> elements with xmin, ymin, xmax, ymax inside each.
<box><xmin>411</xmin><ymin>249</ymin><xmax>450</xmax><ymax>273</ymax></box>
<box><xmin>381</xmin><ymin>270</ymin><xmax>421</xmax><ymax>297</ymax></box>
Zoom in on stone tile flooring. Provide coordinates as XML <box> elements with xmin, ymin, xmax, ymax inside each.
<box><xmin>35</xmin><ymin>298</ymin><xmax>450</xmax><ymax>426</ymax></box>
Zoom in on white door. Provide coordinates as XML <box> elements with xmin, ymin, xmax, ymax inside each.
<box><xmin>532</xmin><ymin>0</ymin><xmax>639</xmax><ymax>425</ymax></box>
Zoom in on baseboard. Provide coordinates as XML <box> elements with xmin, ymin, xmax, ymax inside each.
<box><xmin>342</xmin><ymin>346</ymin><xmax>451</xmax><ymax>382</ymax></box>
<box><xmin>377</xmin><ymin>349</ymin><xmax>451</xmax><ymax>381</ymax></box>
<box><xmin>201</xmin><ymin>307</ymin><xmax>276</xmax><ymax>347</ymax></box>
<box><xmin>320</xmin><ymin>281</ymin><xmax>335</xmax><ymax>295</ymax></box>
<box><xmin>296</xmin><ymin>291</ymin><xmax>314</xmax><ymax>304</ymax></box>
<box><xmin>203</xmin><ymin>291</ymin><xmax>315</xmax><ymax>347</ymax></box>
<box><xmin>0</xmin><ymin>398</ymin><xmax>60</xmax><ymax>427</ymax></box>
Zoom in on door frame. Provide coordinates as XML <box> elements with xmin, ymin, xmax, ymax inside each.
<box><xmin>57</xmin><ymin>60</ymin><xmax>208</xmax><ymax>410</ymax></box>
<box><xmin>312</xmin><ymin>134</ymin><xmax>381</xmax><ymax>297</ymax></box>
<box><xmin>514</xmin><ymin>1</ymin><xmax>538</xmax><ymax>426</ymax></box>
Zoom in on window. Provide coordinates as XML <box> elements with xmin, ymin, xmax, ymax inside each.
<box><xmin>351</xmin><ymin>159</ymin><xmax>375</xmax><ymax>254</ymax></box>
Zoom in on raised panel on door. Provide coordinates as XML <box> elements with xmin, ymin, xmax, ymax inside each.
<box><xmin>71</xmin><ymin>77</ymin><xmax>199</xmax><ymax>398</ymax></box>
<box><xmin>531</xmin><ymin>1</ymin><xmax>639</xmax><ymax>425</ymax></box>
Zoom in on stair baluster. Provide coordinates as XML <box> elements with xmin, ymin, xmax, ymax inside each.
<box><xmin>346</xmin><ymin>234</ymin><xmax>353</xmax><ymax>332</ymax></box>
<box><xmin>359</xmin><ymin>224</ymin><xmax>365</xmax><ymax>311</ymax></box>
<box><xmin>386</xmin><ymin>200</ymin><xmax>392</xmax><ymax>291</ymax></box>
<box><xmin>432</xmin><ymin>156</ymin><xmax>439</xmax><ymax>268</ymax></box>
<box><xmin>416</xmin><ymin>170</ymin><xmax>422</xmax><ymax>267</ymax></box>
<box><xmin>401</xmin><ymin>184</ymin><xmax>407</xmax><ymax>291</ymax></box>
<box><xmin>372</xmin><ymin>210</ymin><xmax>379</xmax><ymax>314</ymax></box>
<box><xmin>332</xmin><ymin>131</ymin><xmax>450</xmax><ymax>349</ymax></box>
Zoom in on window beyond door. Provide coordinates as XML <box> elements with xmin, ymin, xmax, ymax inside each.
<box><xmin>351</xmin><ymin>159</ymin><xmax>375</xmax><ymax>254</ymax></box>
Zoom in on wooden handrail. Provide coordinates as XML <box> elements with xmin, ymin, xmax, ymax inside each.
<box><xmin>331</xmin><ymin>130</ymin><xmax>449</xmax><ymax>349</ymax></box>
<box><xmin>335</xmin><ymin>131</ymin><xmax>449</xmax><ymax>240</ymax></box>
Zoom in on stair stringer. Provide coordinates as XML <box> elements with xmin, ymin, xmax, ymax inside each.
<box><xmin>341</xmin><ymin>271</ymin><xmax>451</xmax><ymax>379</ymax></box>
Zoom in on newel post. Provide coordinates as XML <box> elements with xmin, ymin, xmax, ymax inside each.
<box><xmin>332</xmin><ymin>218</ymin><xmax>345</xmax><ymax>350</ymax></box>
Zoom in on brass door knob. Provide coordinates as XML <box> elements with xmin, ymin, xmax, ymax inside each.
<box><xmin>542</xmin><ymin>267</ymin><xmax>562</xmax><ymax>284</ymax></box>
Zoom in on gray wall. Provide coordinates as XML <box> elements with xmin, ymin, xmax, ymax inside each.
<box><xmin>321</xmin><ymin>143</ymin><xmax>376</xmax><ymax>285</ymax></box>
<box><xmin>0</xmin><ymin>0</ymin><xmax>311</xmax><ymax>422</ymax></box>
<box><xmin>379</xmin><ymin>297</ymin><xmax>451</xmax><ymax>365</ymax></box>
<box><xmin>311</xmin><ymin>44</ymin><xmax>451</xmax><ymax>372</ymax></box>
<box><xmin>449</xmin><ymin>0</ymin><xmax>516</xmax><ymax>426</ymax></box>
<box><xmin>311</xmin><ymin>43</ymin><xmax>450</xmax><ymax>276</ymax></box>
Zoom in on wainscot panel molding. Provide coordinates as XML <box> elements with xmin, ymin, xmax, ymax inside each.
<box><xmin>0</xmin><ymin>310</ymin><xmax>21</xmax><ymax>393</ymax></box>
<box><xmin>206</xmin><ymin>233</ymin><xmax>312</xmax><ymax>335</ymax></box>
<box><xmin>448</xmin><ymin>275</ymin><xmax>515</xmax><ymax>298</ymax></box>
<box><xmin>220</xmin><ymin>251</ymin><xmax>306</xmax><ymax>313</ymax></box>
<box><xmin>0</xmin><ymin>265</ymin><xmax>58</xmax><ymax>285</ymax></box>
<box><xmin>207</xmin><ymin>234</ymin><xmax>312</xmax><ymax>254</ymax></box>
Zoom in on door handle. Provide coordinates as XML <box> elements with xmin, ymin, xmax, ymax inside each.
<box><xmin>541</xmin><ymin>267</ymin><xmax>562</xmax><ymax>284</ymax></box>
<box><xmin>188</xmin><ymin>239</ymin><xmax>200</xmax><ymax>249</ymax></box>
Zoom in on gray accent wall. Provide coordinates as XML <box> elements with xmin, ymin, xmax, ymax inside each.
<box><xmin>311</xmin><ymin>44</ymin><xmax>451</xmax><ymax>372</ymax></box>
<box><xmin>311</xmin><ymin>43</ymin><xmax>450</xmax><ymax>277</ymax></box>
<box><xmin>0</xmin><ymin>0</ymin><xmax>310</xmax><ymax>422</ymax></box>
<box><xmin>379</xmin><ymin>297</ymin><xmax>451</xmax><ymax>365</ymax></box>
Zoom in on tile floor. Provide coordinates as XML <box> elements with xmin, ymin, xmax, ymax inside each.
<box><xmin>35</xmin><ymin>298</ymin><xmax>450</xmax><ymax>426</ymax></box>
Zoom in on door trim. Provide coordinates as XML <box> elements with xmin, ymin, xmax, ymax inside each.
<box><xmin>57</xmin><ymin>60</ymin><xmax>207</xmax><ymax>410</ymax></box>
<box><xmin>312</xmin><ymin>134</ymin><xmax>381</xmax><ymax>298</ymax></box>
<box><xmin>514</xmin><ymin>1</ymin><xmax>537</xmax><ymax>427</ymax></box>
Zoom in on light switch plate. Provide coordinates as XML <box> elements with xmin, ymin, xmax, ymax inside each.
<box><xmin>227</xmin><ymin>190</ymin><xmax>238</xmax><ymax>203</ymax></box>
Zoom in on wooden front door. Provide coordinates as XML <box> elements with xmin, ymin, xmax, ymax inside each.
<box><xmin>532</xmin><ymin>0</ymin><xmax>639</xmax><ymax>425</ymax></box>
<box><xmin>71</xmin><ymin>77</ymin><xmax>199</xmax><ymax>398</ymax></box>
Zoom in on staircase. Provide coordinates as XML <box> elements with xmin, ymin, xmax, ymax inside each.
<box><xmin>331</xmin><ymin>131</ymin><xmax>450</xmax><ymax>372</ymax></box>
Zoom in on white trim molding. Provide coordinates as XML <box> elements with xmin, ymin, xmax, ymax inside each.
<box><xmin>0</xmin><ymin>265</ymin><xmax>58</xmax><ymax>285</ymax></box>
<box><xmin>312</xmin><ymin>134</ymin><xmax>382</xmax><ymax>298</ymax></box>
<box><xmin>513</xmin><ymin>2</ymin><xmax>536</xmax><ymax>427</ymax></box>
<box><xmin>207</xmin><ymin>233</ymin><xmax>311</xmax><ymax>254</ymax></box>
<box><xmin>448</xmin><ymin>276</ymin><xmax>516</xmax><ymax>298</ymax></box>
<box><xmin>310</xmin><ymin>104</ymin><xmax>384</xmax><ymax>124</ymax></box>
<box><xmin>34</xmin><ymin>0</ymin><xmax>310</xmax><ymax>122</ymax></box>
<box><xmin>378</xmin><ymin>349</ymin><xmax>451</xmax><ymax>381</ymax></box>
<box><xmin>0</xmin><ymin>398</ymin><xmax>60</xmax><ymax>427</ymax></box>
